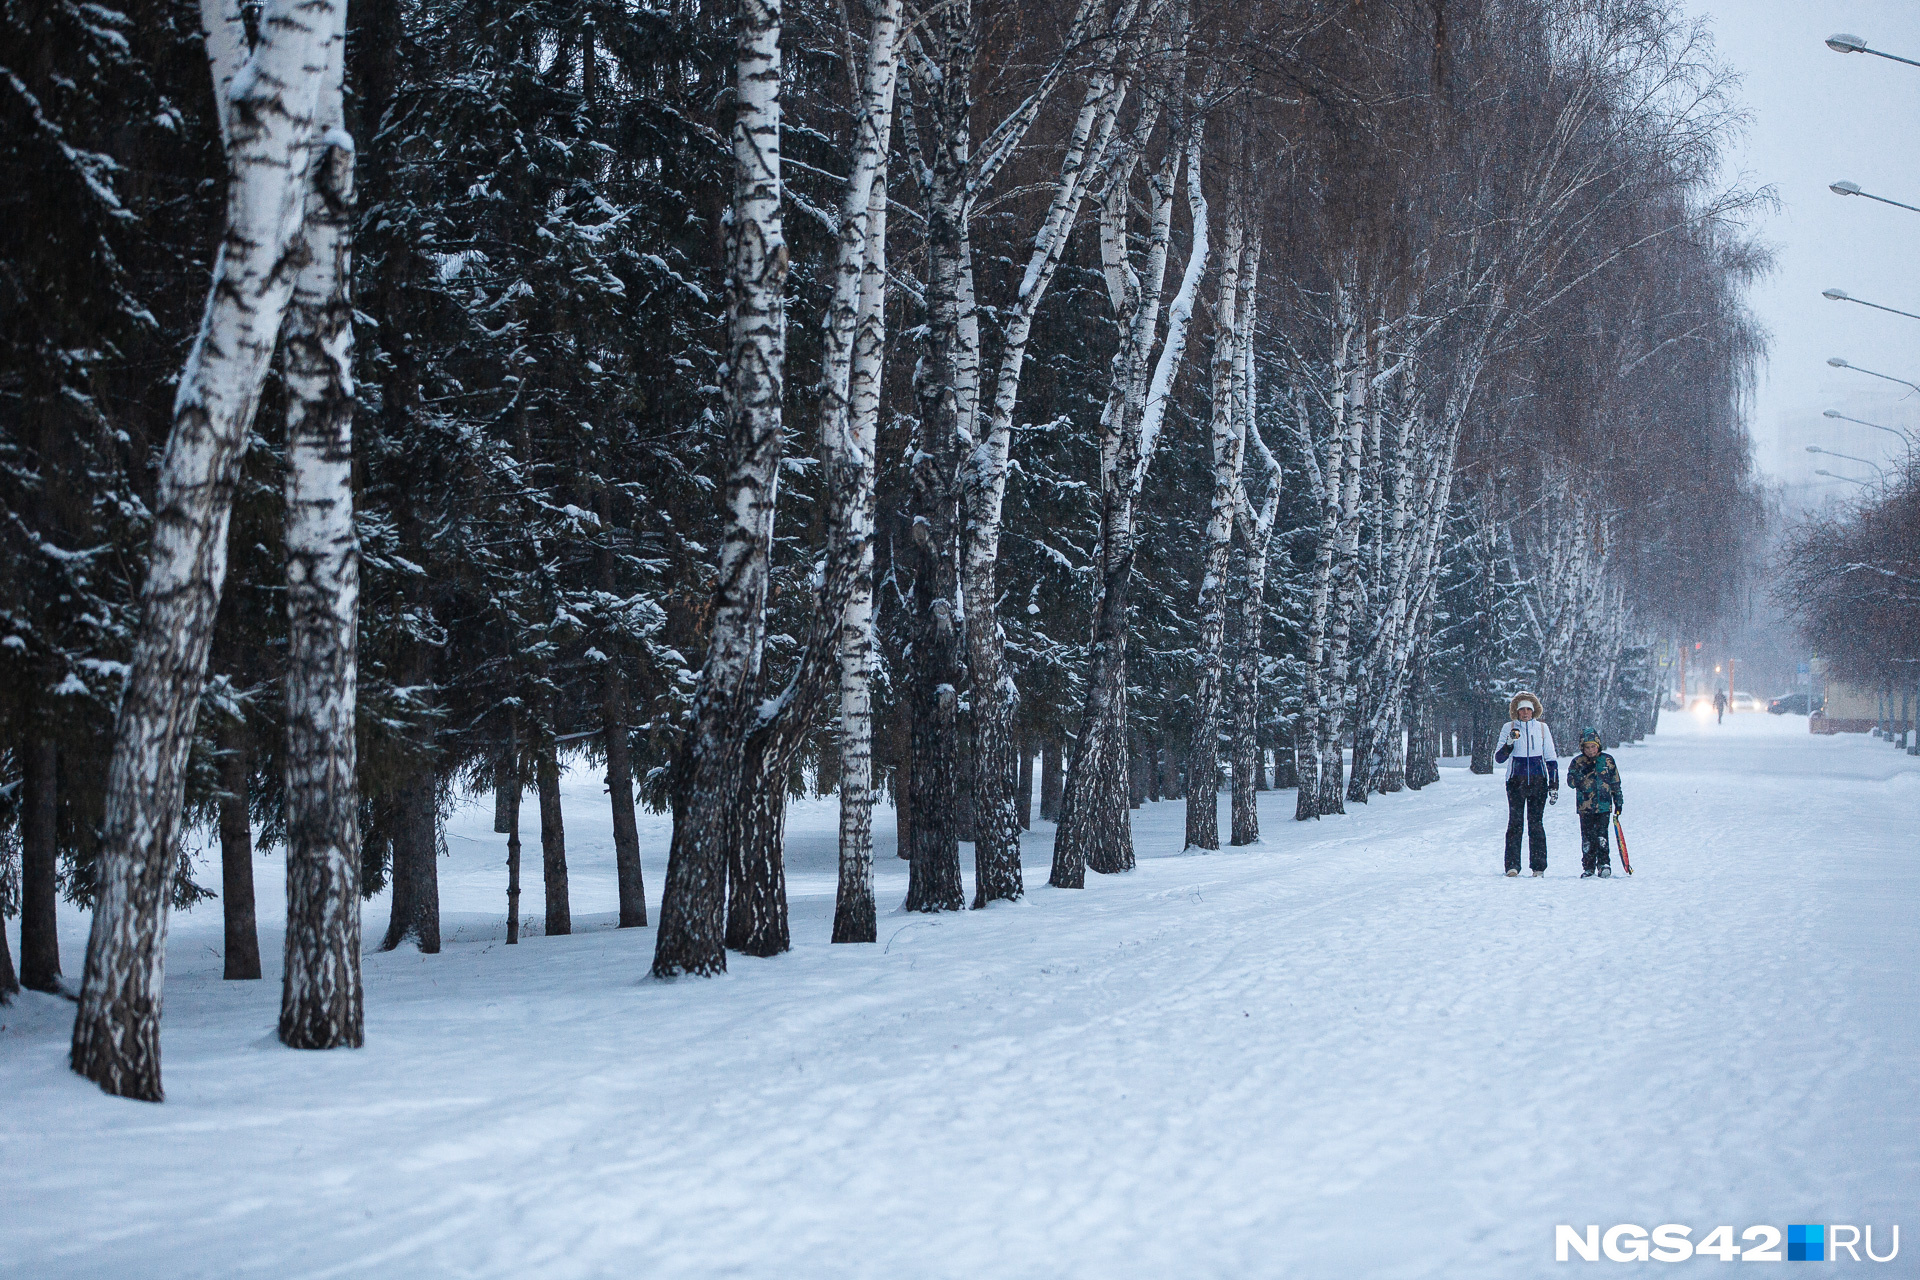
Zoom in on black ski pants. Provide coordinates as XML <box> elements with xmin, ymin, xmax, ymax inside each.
<box><xmin>1580</xmin><ymin>813</ymin><xmax>1613</xmax><ymax>871</ymax></box>
<box><xmin>1505</xmin><ymin>776</ymin><xmax>1549</xmax><ymax>872</ymax></box>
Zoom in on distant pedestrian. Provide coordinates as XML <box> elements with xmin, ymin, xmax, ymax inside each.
<box><xmin>1713</xmin><ymin>689</ymin><xmax>1727</xmax><ymax>724</ymax></box>
<box><xmin>1496</xmin><ymin>690</ymin><xmax>1559</xmax><ymax>877</ymax></box>
<box><xmin>1566</xmin><ymin>728</ymin><xmax>1624</xmax><ymax>878</ymax></box>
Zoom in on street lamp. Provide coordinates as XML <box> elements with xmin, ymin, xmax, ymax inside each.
<box><xmin>1827</xmin><ymin>356</ymin><xmax>1920</xmax><ymax>395</ymax></box>
<box><xmin>1829</xmin><ymin>179</ymin><xmax>1920</xmax><ymax>213</ymax></box>
<box><xmin>1821</xmin><ymin>407</ymin><xmax>1913</xmax><ymax>444</ymax></box>
<box><xmin>1816</xmin><ymin>469</ymin><xmax>1872</xmax><ymax>487</ymax></box>
<box><xmin>1826</xmin><ymin>32</ymin><xmax>1920</xmax><ymax>67</ymax></box>
<box><xmin>1823</xmin><ymin>287</ymin><xmax>1920</xmax><ymax>322</ymax></box>
<box><xmin>1807</xmin><ymin>444</ymin><xmax>1889</xmax><ymax>480</ymax></box>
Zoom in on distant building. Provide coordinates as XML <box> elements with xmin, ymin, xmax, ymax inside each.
<box><xmin>1811</xmin><ymin>677</ymin><xmax>1910</xmax><ymax>736</ymax></box>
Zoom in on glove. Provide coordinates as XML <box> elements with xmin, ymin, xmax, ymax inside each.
<box><xmin>1548</xmin><ymin>788</ymin><xmax>1559</xmax><ymax>806</ymax></box>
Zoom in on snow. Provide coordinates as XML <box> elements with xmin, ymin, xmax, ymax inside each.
<box><xmin>4</xmin><ymin>711</ymin><xmax>1916</xmax><ymax>1277</ymax></box>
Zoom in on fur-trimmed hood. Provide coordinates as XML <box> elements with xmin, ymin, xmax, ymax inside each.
<box><xmin>1508</xmin><ymin>690</ymin><xmax>1544</xmax><ymax>720</ymax></box>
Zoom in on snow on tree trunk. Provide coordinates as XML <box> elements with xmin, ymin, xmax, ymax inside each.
<box><xmin>1228</xmin><ymin>247</ymin><xmax>1272</xmax><ymax>849</ymax></box>
<box><xmin>1184</xmin><ymin>203</ymin><xmax>1246</xmax><ymax>852</ymax></box>
<box><xmin>1292</xmin><ymin>282</ymin><xmax>1357</xmax><ymax>821</ymax></box>
<box><xmin>652</xmin><ymin>0</ymin><xmax>786</xmax><ymax>978</ymax></box>
<box><xmin>217</xmin><ymin>721</ymin><xmax>261</xmax><ymax>981</ymax></box>
<box><xmin>963</xmin><ymin>18</ymin><xmax>1128</xmax><ymax>903</ymax></box>
<box><xmin>1316</xmin><ymin>301</ymin><xmax>1367</xmax><ymax>818</ymax></box>
<box><xmin>903</xmin><ymin>3</ymin><xmax>979</xmax><ymax>914</ymax></box>
<box><xmin>708</xmin><ymin>0</ymin><xmax>903</xmax><ymax>953</ymax></box>
<box><xmin>278</xmin><ymin>69</ymin><xmax>362</xmax><ymax>1049</ymax></box>
<box><xmin>70</xmin><ymin>0</ymin><xmax>344</xmax><ymax>1100</ymax></box>
<box><xmin>1055</xmin><ymin>79</ymin><xmax>1206</xmax><ymax>885</ymax></box>
<box><xmin>21</xmin><ymin>738</ymin><xmax>59</xmax><ymax>992</ymax></box>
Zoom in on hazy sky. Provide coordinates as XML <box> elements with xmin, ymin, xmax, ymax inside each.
<box><xmin>1678</xmin><ymin>1</ymin><xmax>1920</xmax><ymax>503</ymax></box>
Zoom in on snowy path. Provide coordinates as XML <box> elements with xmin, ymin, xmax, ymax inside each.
<box><xmin>4</xmin><ymin>713</ymin><xmax>1916</xmax><ymax>1277</ymax></box>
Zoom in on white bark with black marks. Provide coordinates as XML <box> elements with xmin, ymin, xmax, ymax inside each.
<box><xmin>1184</xmin><ymin>200</ymin><xmax>1246</xmax><ymax>852</ymax></box>
<box><xmin>653</xmin><ymin>0</ymin><xmax>786</xmax><ymax>977</ymax></box>
<box><xmin>278</xmin><ymin>63</ymin><xmax>362</xmax><ymax>1050</ymax></box>
<box><xmin>71</xmin><ymin>0</ymin><xmax>346</xmax><ymax>1101</ymax></box>
<box><xmin>1054</xmin><ymin>52</ymin><xmax>1208</xmax><ymax>885</ymax></box>
<box><xmin>963</xmin><ymin>2</ymin><xmax>1134</xmax><ymax>903</ymax></box>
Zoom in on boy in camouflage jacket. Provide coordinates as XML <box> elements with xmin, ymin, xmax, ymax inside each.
<box><xmin>1566</xmin><ymin>727</ymin><xmax>1624</xmax><ymax>877</ymax></box>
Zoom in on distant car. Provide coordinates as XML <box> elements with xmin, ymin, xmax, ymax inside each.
<box><xmin>1730</xmin><ymin>691</ymin><xmax>1765</xmax><ymax>713</ymax></box>
<box><xmin>1768</xmin><ymin>693</ymin><xmax>1818</xmax><ymax>715</ymax></box>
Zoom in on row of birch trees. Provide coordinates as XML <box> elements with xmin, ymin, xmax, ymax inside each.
<box><xmin>1</xmin><ymin>0</ymin><xmax>1767</xmax><ymax>1100</ymax></box>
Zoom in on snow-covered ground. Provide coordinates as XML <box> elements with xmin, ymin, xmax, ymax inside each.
<box><xmin>3</xmin><ymin>710</ymin><xmax>1916</xmax><ymax>1278</ymax></box>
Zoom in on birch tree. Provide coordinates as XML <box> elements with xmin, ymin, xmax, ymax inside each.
<box><xmin>70</xmin><ymin>0</ymin><xmax>349</xmax><ymax>1100</ymax></box>
<box><xmin>277</xmin><ymin>36</ymin><xmax>363</xmax><ymax>1050</ymax></box>
<box><xmin>652</xmin><ymin>0</ymin><xmax>787</xmax><ymax>979</ymax></box>
<box><xmin>727</xmin><ymin>0</ymin><xmax>904</xmax><ymax>956</ymax></box>
<box><xmin>961</xmin><ymin>0</ymin><xmax>1141</xmax><ymax>903</ymax></box>
<box><xmin>1051</xmin><ymin>34</ymin><xmax>1210</xmax><ymax>887</ymax></box>
<box><xmin>1183</xmin><ymin>196</ymin><xmax>1246</xmax><ymax>851</ymax></box>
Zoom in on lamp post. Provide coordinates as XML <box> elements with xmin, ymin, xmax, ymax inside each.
<box><xmin>1821</xmin><ymin>409</ymin><xmax>1914</xmax><ymax>462</ymax></box>
<box><xmin>1826</xmin><ymin>32</ymin><xmax>1920</xmax><ymax>68</ymax></box>
<box><xmin>1823</xmin><ymin>288</ymin><xmax>1920</xmax><ymax>323</ymax></box>
<box><xmin>1826</xmin><ymin>357</ymin><xmax>1920</xmax><ymax>396</ymax></box>
<box><xmin>1815</xmin><ymin>468</ymin><xmax>1872</xmax><ymax>487</ymax></box>
<box><xmin>1829</xmin><ymin>179</ymin><xmax>1920</xmax><ymax>213</ymax></box>
<box><xmin>1806</xmin><ymin>444</ymin><xmax>1889</xmax><ymax>480</ymax></box>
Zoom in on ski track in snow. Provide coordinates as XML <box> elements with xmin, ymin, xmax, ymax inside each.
<box><xmin>3</xmin><ymin>712</ymin><xmax>1916</xmax><ymax>1278</ymax></box>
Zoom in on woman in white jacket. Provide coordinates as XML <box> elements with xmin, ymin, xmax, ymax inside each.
<box><xmin>1494</xmin><ymin>690</ymin><xmax>1559</xmax><ymax>876</ymax></box>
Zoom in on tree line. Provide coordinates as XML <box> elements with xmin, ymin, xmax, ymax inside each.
<box><xmin>0</xmin><ymin>0</ymin><xmax>1766</xmax><ymax>1099</ymax></box>
<box><xmin>1781</xmin><ymin>454</ymin><xmax>1920</xmax><ymax>742</ymax></box>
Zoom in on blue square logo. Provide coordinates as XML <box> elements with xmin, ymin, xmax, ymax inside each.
<box><xmin>1788</xmin><ymin>1225</ymin><xmax>1825</xmax><ymax>1262</ymax></box>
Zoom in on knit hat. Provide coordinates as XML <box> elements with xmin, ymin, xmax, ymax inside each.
<box><xmin>1579</xmin><ymin>727</ymin><xmax>1601</xmax><ymax>747</ymax></box>
<box><xmin>1508</xmin><ymin>690</ymin><xmax>1544</xmax><ymax>719</ymax></box>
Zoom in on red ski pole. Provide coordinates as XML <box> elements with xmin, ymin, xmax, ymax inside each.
<box><xmin>1613</xmin><ymin>813</ymin><xmax>1632</xmax><ymax>875</ymax></box>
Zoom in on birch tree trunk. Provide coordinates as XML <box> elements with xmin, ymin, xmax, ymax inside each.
<box><xmin>1316</xmin><ymin>305</ymin><xmax>1366</xmax><ymax>817</ymax></box>
<box><xmin>903</xmin><ymin>3</ymin><xmax>978</xmax><ymax>914</ymax></box>
<box><xmin>71</xmin><ymin>0</ymin><xmax>344</xmax><ymax>1100</ymax></box>
<box><xmin>1293</xmin><ymin>289</ymin><xmax>1355</xmax><ymax>820</ymax></box>
<box><xmin>833</xmin><ymin>10</ymin><xmax>901</xmax><ymax>939</ymax></box>
<box><xmin>832</xmin><ymin>166</ymin><xmax>887</xmax><ymax>943</ymax></box>
<box><xmin>1228</xmin><ymin>252</ymin><xmax>1273</xmax><ymax>848</ymax></box>
<box><xmin>1184</xmin><ymin>205</ymin><xmax>1245</xmax><ymax>851</ymax></box>
<box><xmin>962</xmin><ymin>16</ymin><xmax>1129</xmax><ymax>903</ymax></box>
<box><xmin>710</xmin><ymin>0</ymin><xmax>901</xmax><ymax>954</ymax></box>
<box><xmin>1229</xmin><ymin>538</ymin><xmax>1271</xmax><ymax>845</ymax></box>
<box><xmin>653</xmin><ymin>0</ymin><xmax>785</xmax><ymax>977</ymax></box>
<box><xmin>1054</xmin><ymin>81</ymin><xmax>1206</xmax><ymax>885</ymax></box>
<box><xmin>278</xmin><ymin>67</ymin><xmax>362</xmax><ymax>1049</ymax></box>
